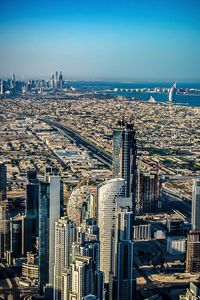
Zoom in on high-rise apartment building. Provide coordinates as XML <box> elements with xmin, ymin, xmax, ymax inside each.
<box><xmin>39</xmin><ymin>181</ymin><xmax>50</xmax><ymax>291</ymax></box>
<box><xmin>97</xmin><ymin>178</ymin><xmax>125</xmax><ymax>283</ymax></box>
<box><xmin>0</xmin><ymin>201</ymin><xmax>10</xmax><ymax>258</ymax></box>
<box><xmin>39</xmin><ymin>175</ymin><xmax>62</xmax><ymax>292</ymax></box>
<box><xmin>191</xmin><ymin>180</ymin><xmax>200</xmax><ymax>230</ymax></box>
<box><xmin>49</xmin><ymin>176</ymin><xmax>62</xmax><ymax>284</ymax></box>
<box><xmin>65</xmin><ymin>221</ymin><xmax>104</xmax><ymax>300</ymax></box>
<box><xmin>54</xmin><ymin>217</ymin><xmax>76</xmax><ymax>300</ymax></box>
<box><xmin>186</xmin><ymin>230</ymin><xmax>200</xmax><ymax>273</ymax></box>
<box><xmin>109</xmin><ymin>205</ymin><xmax>135</xmax><ymax>300</ymax></box>
<box><xmin>10</xmin><ymin>214</ymin><xmax>32</xmax><ymax>258</ymax></box>
<box><xmin>0</xmin><ymin>162</ymin><xmax>7</xmax><ymax>201</ymax></box>
<box><xmin>64</xmin><ymin>255</ymin><xmax>96</xmax><ymax>300</ymax></box>
<box><xmin>112</xmin><ymin>121</ymin><xmax>137</xmax><ymax>215</ymax></box>
<box><xmin>26</xmin><ymin>170</ymin><xmax>39</xmax><ymax>250</ymax></box>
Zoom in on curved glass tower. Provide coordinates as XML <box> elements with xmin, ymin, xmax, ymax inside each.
<box><xmin>97</xmin><ymin>178</ymin><xmax>125</xmax><ymax>283</ymax></box>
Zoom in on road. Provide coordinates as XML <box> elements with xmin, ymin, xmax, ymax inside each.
<box><xmin>162</xmin><ymin>189</ymin><xmax>191</xmax><ymax>222</ymax></box>
<box><xmin>43</xmin><ymin>120</ymin><xmax>112</xmax><ymax>168</ymax></box>
<box><xmin>29</xmin><ymin>125</ymin><xmax>68</xmax><ymax>169</ymax></box>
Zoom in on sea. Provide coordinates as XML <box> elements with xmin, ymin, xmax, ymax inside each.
<box><xmin>69</xmin><ymin>81</ymin><xmax>200</xmax><ymax>107</ymax></box>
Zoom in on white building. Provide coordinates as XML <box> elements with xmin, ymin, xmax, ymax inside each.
<box><xmin>169</xmin><ymin>82</ymin><xmax>176</xmax><ymax>103</ymax></box>
<box><xmin>69</xmin><ymin>255</ymin><xmax>92</xmax><ymax>300</ymax></box>
<box><xmin>167</xmin><ymin>236</ymin><xmax>186</xmax><ymax>255</ymax></box>
<box><xmin>49</xmin><ymin>176</ymin><xmax>61</xmax><ymax>285</ymax></box>
<box><xmin>97</xmin><ymin>178</ymin><xmax>125</xmax><ymax>283</ymax></box>
<box><xmin>133</xmin><ymin>224</ymin><xmax>151</xmax><ymax>240</ymax></box>
<box><xmin>54</xmin><ymin>217</ymin><xmax>76</xmax><ymax>300</ymax></box>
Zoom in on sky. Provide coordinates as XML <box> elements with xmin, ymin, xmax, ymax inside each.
<box><xmin>0</xmin><ymin>0</ymin><xmax>200</xmax><ymax>81</ymax></box>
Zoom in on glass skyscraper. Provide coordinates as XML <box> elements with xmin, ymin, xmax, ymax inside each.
<box><xmin>39</xmin><ymin>175</ymin><xmax>62</xmax><ymax>292</ymax></box>
<box><xmin>26</xmin><ymin>170</ymin><xmax>39</xmax><ymax>250</ymax></box>
<box><xmin>0</xmin><ymin>162</ymin><xmax>7</xmax><ymax>201</ymax></box>
<box><xmin>112</xmin><ymin>121</ymin><xmax>137</xmax><ymax>216</ymax></box>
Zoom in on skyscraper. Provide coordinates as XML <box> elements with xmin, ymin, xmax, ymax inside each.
<box><xmin>69</xmin><ymin>219</ymin><xmax>104</xmax><ymax>300</ymax></box>
<box><xmin>39</xmin><ymin>181</ymin><xmax>50</xmax><ymax>291</ymax></box>
<box><xmin>26</xmin><ymin>170</ymin><xmax>39</xmax><ymax>250</ymax></box>
<box><xmin>112</xmin><ymin>121</ymin><xmax>137</xmax><ymax>216</ymax></box>
<box><xmin>49</xmin><ymin>176</ymin><xmax>62</xmax><ymax>285</ymax></box>
<box><xmin>50</xmin><ymin>73</ymin><xmax>55</xmax><ymax>89</ymax></box>
<box><xmin>109</xmin><ymin>205</ymin><xmax>135</xmax><ymax>300</ymax></box>
<box><xmin>10</xmin><ymin>214</ymin><xmax>32</xmax><ymax>258</ymax></box>
<box><xmin>55</xmin><ymin>71</ymin><xmax>58</xmax><ymax>88</ymax></box>
<box><xmin>97</xmin><ymin>178</ymin><xmax>125</xmax><ymax>283</ymax></box>
<box><xmin>0</xmin><ymin>162</ymin><xmax>7</xmax><ymax>201</ymax></box>
<box><xmin>191</xmin><ymin>180</ymin><xmax>200</xmax><ymax>230</ymax></box>
<box><xmin>39</xmin><ymin>175</ymin><xmax>62</xmax><ymax>292</ymax></box>
<box><xmin>65</xmin><ymin>255</ymin><xmax>96</xmax><ymax>300</ymax></box>
<box><xmin>12</xmin><ymin>73</ymin><xmax>16</xmax><ymax>88</ymax></box>
<box><xmin>59</xmin><ymin>72</ymin><xmax>63</xmax><ymax>89</ymax></box>
<box><xmin>0</xmin><ymin>201</ymin><xmax>10</xmax><ymax>258</ymax></box>
<box><xmin>54</xmin><ymin>217</ymin><xmax>76</xmax><ymax>300</ymax></box>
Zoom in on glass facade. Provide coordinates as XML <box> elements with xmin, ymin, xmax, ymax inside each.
<box><xmin>112</xmin><ymin>121</ymin><xmax>137</xmax><ymax>213</ymax></box>
<box><xmin>39</xmin><ymin>181</ymin><xmax>50</xmax><ymax>291</ymax></box>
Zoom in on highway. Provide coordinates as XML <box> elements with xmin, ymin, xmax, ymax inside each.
<box><xmin>42</xmin><ymin>119</ymin><xmax>113</xmax><ymax>168</ymax></box>
<box><xmin>162</xmin><ymin>189</ymin><xmax>191</xmax><ymax>222</ymax></box>
<box><xmin>29</xmin><ymin>125</ymin><xmax>68</xmax><ymax>168</ymax></box>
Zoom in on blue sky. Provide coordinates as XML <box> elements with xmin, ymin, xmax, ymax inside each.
<box><xmin>0</xmin><ymin>0</ymin><xmax>200</xmax><ymax>81</ymax></box>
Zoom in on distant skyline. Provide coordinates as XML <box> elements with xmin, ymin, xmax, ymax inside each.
<box><xmin>0</xmin><ymin>0</ymin><xmax>200</xmax><ymax>81</ymax></box>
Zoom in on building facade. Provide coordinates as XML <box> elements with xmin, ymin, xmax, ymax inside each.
<box><xmin>0</xmin><ymin>163</ymin><xmax>7</xmax><ymax>201</ymax></box>
<box><xmin>192</xmin><ymin>180</ymin><xmax>200</xmax><ymax>230</ymax></box>
<box><xmin>137</xmin><ymin>165</ymin><xmax>160</xmax><ymax>213</ymax></box>
<box><xmin>112</xmin><ymin>121</ymin><xmax>137</xmax><ymax>215</ymax></box>
<box><xmin>54</xmin><ymin>217</ymin><xmax>76</xmax><ymax>300</ymax></box>
<box><xmin>109</xmin><ymin>205</ymin><xmax>135</xmax><ymax>300</ymax></box>
<box><xmin>97</xmin><ymin>178</ymin><xmax>125</xmax><ymax>283</ymax></box>
<box><xmin>26</xmin><ymin>170</ymin><xmax>39</xmax><ymax>251</ymax></box>
<box><xmin>186</xmin><ymin>230</ymin><xmax>200</xmax><ymax>273</ymax></box>
<box><xmin>39</xmin><ymin>175</ymin><xmax>62</xmax><ymax>292</ymax></box>
<box><xmin>64</xmin><ymin>255</ymin><xmax>95</xmax><ymax>300</ymax></box>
